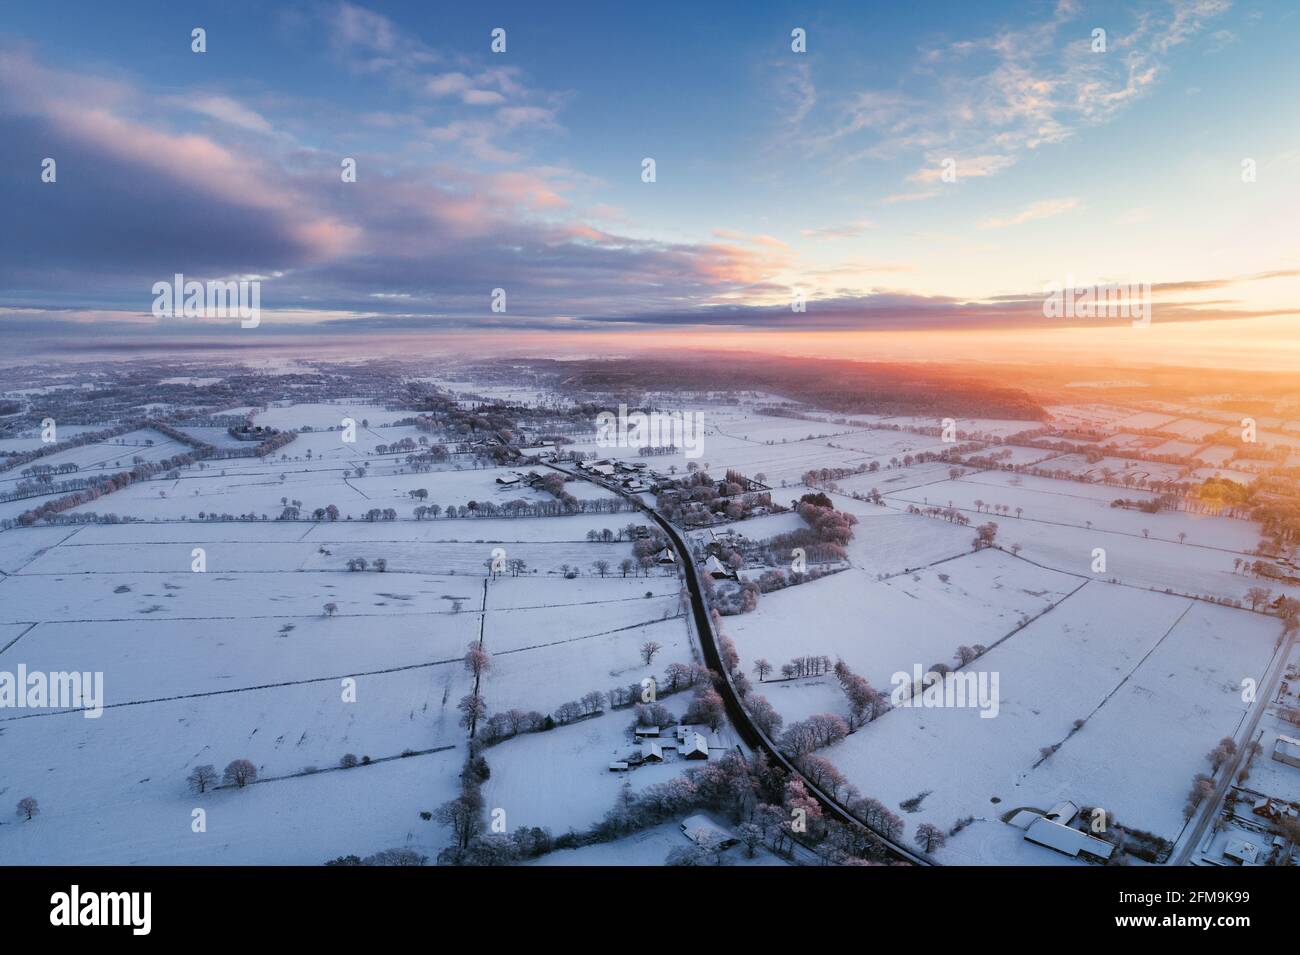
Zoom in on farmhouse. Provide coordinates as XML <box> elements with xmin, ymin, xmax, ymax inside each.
<box><xmin>703</xmin><ymin>555</ymin><xmax>737</xmax><ymax>580</ymax></box>
<box><xmin>1248</xmin><ymin>795</ymin><xmax>1297</xmax><ymax>822</ymax></box>
<box><xmin>1023</xmin><ymin>816</ymin><xmax>1115</xmax><ymax>862</ymax></box>
<box><xmin>641</xmin><ymin>741</ymin><xmax>664</xmax><ymax>762</ymax></box>
<box><xmin>1222</xmin><ymin>838</ymin><xmax>1261</xmax><ymax>866</ymax></box>
<box><xmin>681</xmin><ymin>732</ymin><xmax>710</xmax><ymax>759</ymax></box>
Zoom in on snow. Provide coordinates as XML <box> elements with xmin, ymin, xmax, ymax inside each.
<box><xmin>729</xmin><ymin>548</ymin><xmax>1079</xmax><ymax>692</ymax></box>
<box><xmin>814</xmin><ymin>586</ymin><xmax>1279</xmax><ymax>849</ymax></box>
<box><xmin>529</xmin><ymin>818</ymin><xmax>787</xmax><ymax>866</ymax></box>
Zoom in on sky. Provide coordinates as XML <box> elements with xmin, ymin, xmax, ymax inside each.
<box><xmin>1</xmin><ymin>0</ymin><xmax>1298</xmax><ymax>368</ymax></box>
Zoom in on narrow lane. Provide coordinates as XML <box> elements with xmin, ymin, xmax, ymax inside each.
<box><xmin>548</xmin><ymin>461</ymin><xmax>935</xmax><ymax>866</ymax></box>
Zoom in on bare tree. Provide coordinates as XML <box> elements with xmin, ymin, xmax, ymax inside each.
<box><xmin>187</xmin><ymin>764</ymin><xmax>218</xmax><ymax>794</ymax></box>
<box><xmin>640</xmin><ymin>640</ymin><xmax>663</xmax><ymax>665</ymax></box>
<box><xmin>914</xmin><ymin>822</ymin><xmax>946</xmax><ymax>853</ymax></box>
<box><xmin>1246</xmin><ymin>586</ymin><xmax>1272</xmax><ymax>612</ymax></box>
<box><xmin>753</xmin><ymin>658</ymin><xmax>773</xmax><ymax>681</ymax></box>
<box><xmin>435</xmin><ymin>787</ymin><xmax>485</xmax><ymax>850</ymax></box>
<box><xmin>15</xmin><ymin>797</ymin><xmax>38</xmax><ymax>820</ymax></box>
<box><xmin>223</xmin><ymin>759</ymin><xmax>258</xmax><ymax>789</ymax></box>
<box><xmin>458</xmin><ymin>692</ymin><xmax>487</xmax><ymax>733</ymax></box>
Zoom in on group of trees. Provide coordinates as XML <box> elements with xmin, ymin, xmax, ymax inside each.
<box><xmin>800</xmin><ymin>443</ymin><xmax>979</xmax><ymax>493</ymax></box>
<box><xmin>758</xmin><ymin>496</ymin><xmax>857</xmax><ymax>567</ymax></box>
<box><xmin>833</xmin><ymin>660</ymin><xmax>891</xmax><ymax>730</ymax></box>
<box><xmin>478</xmin><ymin>661</ymin><xmax>711</xmax><ymax>747</ymax></box>
<box><xmin>905</xmin><ymin>502</ymin><xmax>971</xmax><ymax>527</ymax></box>
<box><xmin>326</xmin><ymin>848</ymin><xmax>429</xmax><ymax>866</ymax></box>
<box><xmin>769</xmin><ymin>654</ymin><xmax>833</xmax><ymax>680</ymax></box>
<box><xmin>0</xmin><ymin>420</ymin><xmax>145</xmax><ymax>474</ymax></box>
<box><xmin>433</xmin><ymin>753</ymin><xmax>492</xmax><ymax>864</ymax></box>
<box><xmin>706</xmin><ymin>571</ymin><xmax>760</xmax><ymax>615</ymax></box>
<box><xmin>656</xmin><ymin>468</ymin><xmax>777</xmax><ymax>526</ymax></box>
<box><xmin>684</xmin><ymin>683</ymin><xmax>727</xmax><ymax>733</ymax></box>
<box><xmin>972</xmin><ymin>521</ymin><xmax>999</xmax><ymax>550</ymax></box>
<box><xmin>697</xmin><ymin>495</ymin><xmax>861</xmax><ymax>615</ymax></box>
<box><xmin>779</xmin><ymin>713</ymin><xmax>851</xmax><ymax>757</ymax></box>
<box><xmin>186</xmin><ymin>759</ymin><xmax>258</xmax><ymax>794</ymax></box>
<box><xmin>15</xmin><ymin>447</ymin><xmax>204</xmax><ymax>527</ymax></box>
<box><xmin>1182</xmin><ymin>736</ymin><xmax>1246</xmax><ymax>822</ymax></box>
<box><xmin>753</xmin><ymin>564</ymin><xmax>842</xmax><ymax>596</ymax></box>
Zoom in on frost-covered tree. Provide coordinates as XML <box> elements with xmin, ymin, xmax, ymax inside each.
<box><xmin>463</xmin><ymin>643</ymin><xmax>492</xmax><ymax>680</ymax></box>
<box><xmin>685</xmin><ymin>685</ymin><xmax>726</xmax><ymax>732</ymax></box>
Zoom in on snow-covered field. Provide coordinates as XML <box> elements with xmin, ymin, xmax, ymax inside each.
<box><xmin>3</xmin><ymin>389</ymin><xmax>1296</xmax><ymax>869</ymax></box>
<box><xmin>729</xmin><ymin>548</ymin><xmax>1080</xmax><ymax>693</ymax></box>
<box><xmin>818</xmin><ymin>587</ymin><xmax>1280</xmax><ymax>855</ymax></box>
<box><xmin>529</xmin><ymin>818</ymin><xmax>788</xmax><ymax>866</ymax></box>
<box><xmin>0</xmin><ymin>474</ymin><xmax>698</xmax><ymax>863</ymax></box>
<box><xmin>0</xmin><ymin>429</ymin><xmax>183</xmax><ymax>489</ymax></box>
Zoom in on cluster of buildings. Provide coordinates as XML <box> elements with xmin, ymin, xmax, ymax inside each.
<box><xmin>609</xmin><ymin>724</ymin><xmax>713</xmax><ymax>772</ymax></box>
<box><xmin>1196</xmin><ymin>732</ymin><xmax>1300</xmax><ymax>866</ymax></box>
<box><xmin>575</xmin><ymin>457</ymin><xmax>656</xmax><ymax>493</ymax></box>
<box><xmin>1009</xmin><ymin>801</ymin><xmax>1115</xmax><ymax>863</ymax></box>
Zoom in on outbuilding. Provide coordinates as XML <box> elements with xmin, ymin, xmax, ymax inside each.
<box><xmin>1272</xmin><ymin>734</ymin><xmax>1300</xmax><ymax>769</ymax></box>
<box><xmin>1023</xmin><ymin>816</ymin><xmax>1114</xmax><ymax>862</ymax></box>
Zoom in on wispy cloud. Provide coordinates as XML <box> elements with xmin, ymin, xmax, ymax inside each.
<box><xmin>772</xmin><ymin>58</ymin><xmax>817</xmax><ymax>127</ymax></box>
<box><xmin>979</xmin><ymin>197</ymin><xmax>1081</xmax><ymax>229</ymax></box>
<box><xmin>178</xmin><ymin>95</ymin><xmax>274</xmax><ymax>134</ymax></box>
<box><xmin>0</xmin><ymin>45</ymin><xmax>795</xmax><ymax>324</ymax></box>
<box><xmin>798</xmin><ymin>218</ymin><xmax>874</xmax><ymax>240</ymax></box>
<box><xmin>820</xmin><ymin>0</ymin><xmax>1231</xmax><ymax>189</ymax></box>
